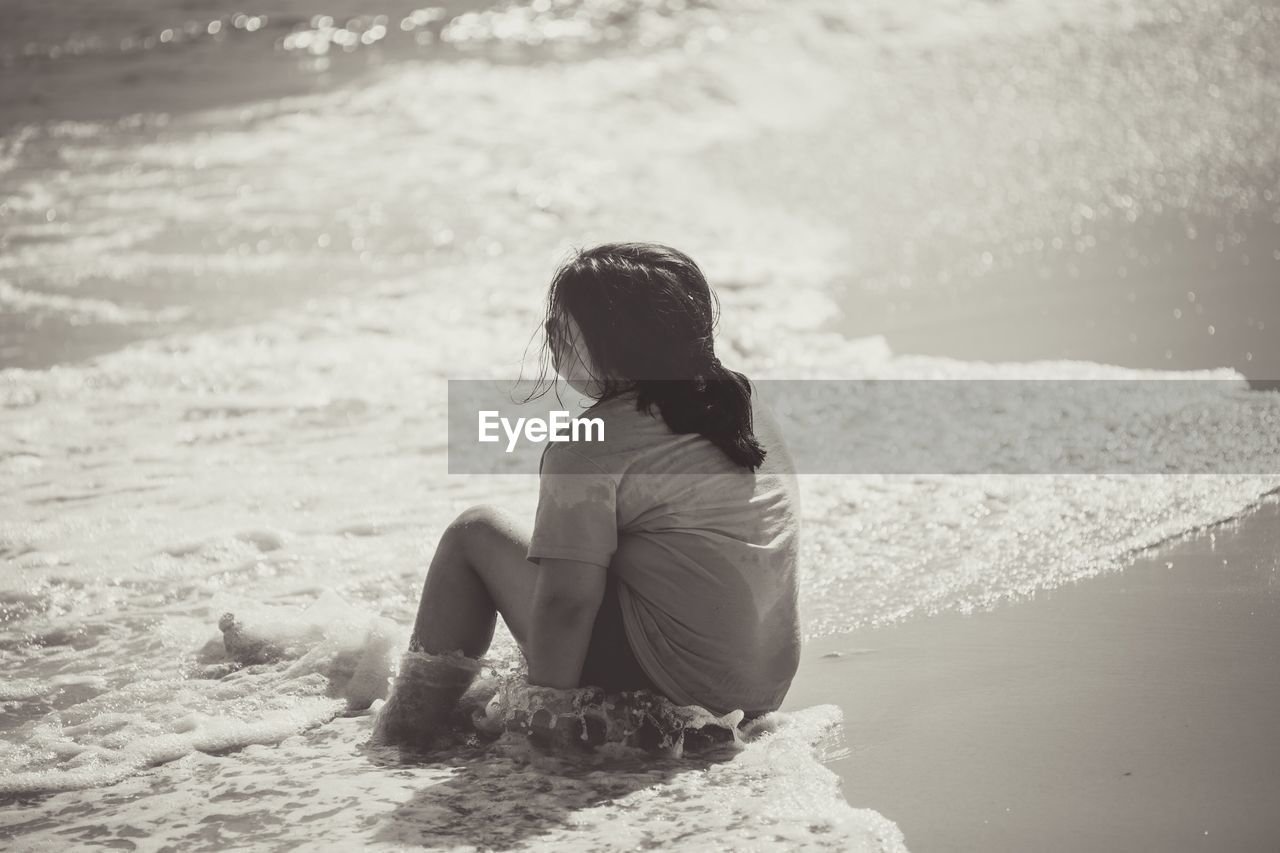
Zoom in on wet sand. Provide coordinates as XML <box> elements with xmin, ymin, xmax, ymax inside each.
<box><xmin>785</xmin><ymin>495</ymin><xmax>1280</xmax><ymax>852</ymax></box>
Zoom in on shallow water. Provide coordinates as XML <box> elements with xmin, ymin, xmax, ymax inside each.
<box><xmin>2</xmin><ymin>0</ymin><xmax>1279</xmax><ymax>848</ymax></box>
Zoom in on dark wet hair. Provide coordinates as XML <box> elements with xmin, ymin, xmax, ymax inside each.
<box><xmin>536</xmin><ymin>242</ymin><xmax>766</xmax><ymax>471</ymax></box>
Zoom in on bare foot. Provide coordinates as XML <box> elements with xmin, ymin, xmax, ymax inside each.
<box><xmin>370</xmin><ymin>650</ymin><xmax>482</xmax><ymax>749</ymax></box>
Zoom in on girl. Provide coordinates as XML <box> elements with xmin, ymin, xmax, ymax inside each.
<box><xmin>373</xmin><ymin>243</ymin><xmax>800</xmax><ymax>747</ymax></box>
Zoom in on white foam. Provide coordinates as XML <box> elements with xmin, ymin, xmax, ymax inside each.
<box><xmin>0</xmin><ymin>280</ymin><xmax>191</xmax><ymax>324</ymax></box>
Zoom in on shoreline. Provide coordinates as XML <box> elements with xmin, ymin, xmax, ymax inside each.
<box><xmin>833</xmin><ymin>208</ymin><xmax>1280</xmax><ymax>385</ymax></box>
<box><xmin>785</xmin><ymin>495</ymin><xmax>1280</xmax><ymax>852</ymax></box>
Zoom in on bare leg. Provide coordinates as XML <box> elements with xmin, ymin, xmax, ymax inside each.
<box><xmin>373</xmin><ymin>505</ymin><xmax>537</xmax><ymax>747</ymax></box>
<box><xmin>411</xmin><ymin>504</ymin><xmax>537</xmax><ymax>657</ymax></box>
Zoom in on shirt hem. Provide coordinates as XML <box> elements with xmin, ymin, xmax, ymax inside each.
<box><xmin>526</xmin><ymin>544</ymin><xmax>613</xmax><ymax>568</ymax></box>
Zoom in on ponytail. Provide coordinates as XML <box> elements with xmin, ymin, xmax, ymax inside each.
<box><xmin>634</xmin><ymin>358</ymin><xmax>767</xmax><ymax>471</ymax></box>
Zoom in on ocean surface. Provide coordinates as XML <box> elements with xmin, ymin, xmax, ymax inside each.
<box><xmin>2</xmin><ymin>0</ymin><xmax>1279</xmax><ymax>849</ymax></box>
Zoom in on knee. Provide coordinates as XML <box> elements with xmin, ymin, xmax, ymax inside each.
<box><xmin>450</xmin><ymin>504</ymin><xmax>505</xmax><ymax>532</ymax></box>
<box><xmin>440</xmin><ymin>504</ymin><xmax>504</xmax><ymax>555</ymax></box>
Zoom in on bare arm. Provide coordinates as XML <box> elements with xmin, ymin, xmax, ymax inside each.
<box><xmin>526</xmin><ymin>557</ymin><xmax>607</xmax><ymax>689</ymax></box>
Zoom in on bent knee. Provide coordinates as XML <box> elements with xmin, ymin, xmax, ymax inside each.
<box><xmin>440</xmin><ymin>505</ymin><xmax>507</xmax><ymax>553</ymax></box>
<box><xmin>450</xmin><ymin>504</ymin><xmax>506</xmax><ymax>533</ymax></box>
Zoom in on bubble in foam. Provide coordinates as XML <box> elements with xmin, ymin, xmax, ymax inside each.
<box><xmin>0</xmin><ymin>679</ymin><xmax>47</xmax><ymax>702</ymax></box>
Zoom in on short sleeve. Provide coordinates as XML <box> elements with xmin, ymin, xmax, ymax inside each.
<box><xmin>527</xmin><ymin>445</ymin><xmax>618</xmax><ymax>567</ymax></box>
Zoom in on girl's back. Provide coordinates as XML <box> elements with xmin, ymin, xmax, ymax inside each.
<box><xmin>529</xmin><ymin>390</ymin><xmax>800</xmax><ymax>716</ymax></box>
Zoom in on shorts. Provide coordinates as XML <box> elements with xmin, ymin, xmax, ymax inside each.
<box><xmin>578</xmin><ymin>573</ymin><xmax>659</xmax><ymax>693</ymax></box>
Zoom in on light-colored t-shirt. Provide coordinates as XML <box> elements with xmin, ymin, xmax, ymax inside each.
<box><xmin>526</xmin><ymin>389</ymin><xmax>801</xmax><ymax>716</ymax></box>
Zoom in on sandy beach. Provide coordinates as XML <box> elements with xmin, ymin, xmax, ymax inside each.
<box><xmin>787</xmin><ymin>496</ymin><xmax>1280</xmax><ymax>851</ymax></box>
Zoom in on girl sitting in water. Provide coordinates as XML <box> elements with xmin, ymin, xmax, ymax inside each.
<box><xmin>373</xmin><ymin>242</ymin><xmax>801</xmax><ymax>747</ymax></box>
